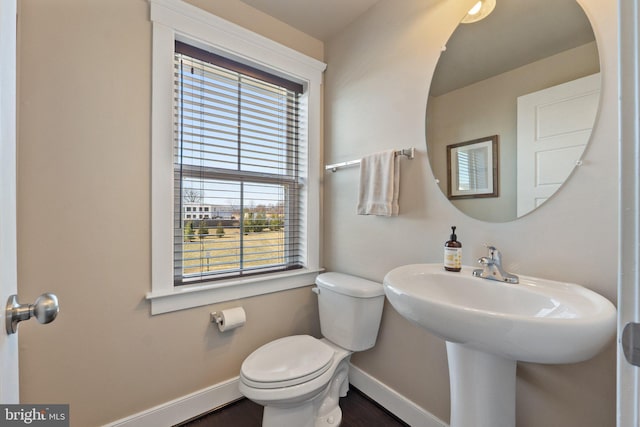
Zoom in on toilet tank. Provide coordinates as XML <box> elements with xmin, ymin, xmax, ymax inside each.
<box><xmin>314</xmin><ymin>272</ymin><xmax>385</xmax><ymax>351</ymax></box>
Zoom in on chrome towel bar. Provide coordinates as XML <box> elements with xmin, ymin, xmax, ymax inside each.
<box><xmin>325</xmin><ymin>147</ymin><xmax>415</xmax><ymax>172</ymax></box>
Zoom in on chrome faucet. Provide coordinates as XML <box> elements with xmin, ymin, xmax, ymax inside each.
<box><xmin>472</xmin><ymin>245</ymin><xmax>519</xmax><ymax>284</ymax></box>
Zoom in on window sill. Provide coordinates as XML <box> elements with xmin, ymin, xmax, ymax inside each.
<box><xmin>146</xmin><ymin>268</ymin><xmax>324</xmax><ymax>315</ymax></box>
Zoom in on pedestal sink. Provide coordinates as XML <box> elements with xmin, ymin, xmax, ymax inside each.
<box><xmin>383</xmin><ymin>264</ymin><xmax>616</xmax><ymax>427</ymax></box>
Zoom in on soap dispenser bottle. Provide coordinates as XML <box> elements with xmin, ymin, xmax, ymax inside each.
<box><xmin>444</xmin><ymin>226</ymin><xmax>462</xmax><ymax>272</ymax></box>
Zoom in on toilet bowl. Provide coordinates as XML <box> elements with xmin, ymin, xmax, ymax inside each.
<box><xmin>239</xmin><ymin>272</ymin><xmax>385</xmax><ymax>427</ymax></box>
<box><xmin>239</xmin><ymin>336</ymin><xmax>351</xmax><ymax>427</ymax></box>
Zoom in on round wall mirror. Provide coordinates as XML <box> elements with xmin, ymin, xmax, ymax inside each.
<box><xmin>426</xmin><ymin>0</ymin><xmax>600</xmax><ymax>222</ymax></box>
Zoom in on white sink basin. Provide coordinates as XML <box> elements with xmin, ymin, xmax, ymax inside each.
<box><xmin>383</xmin><ymin>263</ymin><xmax>616</xmax><ymax>363</ymax></box>
<box><xmin>383</xmin><ymin>263</ymin><xmax>617</xmax><ymax>427</ymax></box>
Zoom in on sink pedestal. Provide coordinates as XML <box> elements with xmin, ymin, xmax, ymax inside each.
<box><xmin>446</xmin><ymin>342</ymin><xmax>516</xmax><ymax>427</ymax></box>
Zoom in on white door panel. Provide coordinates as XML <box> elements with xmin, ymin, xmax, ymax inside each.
<box><xmin>0</xmin><ymin>0</ymin><xmax>19</xmax><ymax>403</ymax></box>
<box><xmin>517</xmin><ymin>73</ymin><xmax>600</xmax><ymax>217</ymax></box>
<box><xmin>536</xmin><ymin>144</ymin><xmax>587</xmax><ymax>185</ymax></box>
<box><xmin>536</xmin><ymin>91</ymin><xmax>600</xmax><ymax>138</ymax></box>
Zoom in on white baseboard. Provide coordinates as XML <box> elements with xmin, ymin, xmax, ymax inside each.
<box><xmin>103</xmin><ymin>377</ymin><xmax>242</xmax><ymax>427</ymax></box>
<box><xmin>104</xmin><ymin>366</ymin><xmax>447</xmax><ymax>427</ymax></box>
<box><xmin>348</xmin><ymin>364</ymin><xmax>448</xmax><ymax>427</ymax></box>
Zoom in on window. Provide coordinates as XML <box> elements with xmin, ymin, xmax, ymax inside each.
<box><xmin>148</xmin><ymin>0</ymin><xmax>325</xmax><ymax>314</ymax></box>
<box><xmin>173</xmin><ymin>42</ymin><xmax>305</xmax><ymax>285</ymax></box>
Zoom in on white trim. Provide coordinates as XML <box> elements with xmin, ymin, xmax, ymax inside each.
<box><xmin>349</xmin><ymin>364</ymin><xmax>448</xmax><ymax>427</ymax></box>
<box><xmin>149</xmin><ymin>0</ymin><xmax>326</xmax><ymax>80</ymax></box>
<box><xmin>148</xmin><ymin>0</ymin><xmax>326</xmax><ymax>314</ymax></box>
<box><xmin>104</xmin><ymin>367</ymin><xmax>447</xmax><ymax>427</ymax></box>
<box><xmin>618</xmin><ymin>0</ymin><xmax>640</xmax><ymax>424</ymax></box>
<box><xmin>146</xmin><ymin>269</ymin><xmax>322</xmax><ymax>315</ymax></box>
<box><xmin>103</xmin><ymin>377</ymin><xmax>243</xmax><ymax>427</ymax></box>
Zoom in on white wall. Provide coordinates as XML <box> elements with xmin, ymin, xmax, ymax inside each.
<box><xmin>323</xmin><ymin>0</ymin><xmax>617</xmax><ymax>425</ymax></box>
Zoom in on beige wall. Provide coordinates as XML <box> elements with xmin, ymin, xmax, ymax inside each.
<box><xmin>324</xmin><ymin>0</ymin><xmax>617</xmax><ymax>426</ymax></box>
<box><xmin>427</xmin><ymin>42</ymin><xmax>600</xmax><ymax>222</ymax></box>
<box><xmin>16</xmin><ymin>0</ymin><xmax>322</xmax><ymax>425</ymax></box>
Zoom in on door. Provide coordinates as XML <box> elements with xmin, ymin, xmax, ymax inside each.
<box><xmin>516</xmin><ymin>73</ymin><xmax>601</xmax><ymax>217</ymax></box>
<box><xmin>619</xmin><ymin>0</ymin><xmax>640</xmax><ymax>425</ymax></box>
<box><xmin>0</xmin><ymin>0</ymin><xmax>19</xmax><ymax>403</ymax></box>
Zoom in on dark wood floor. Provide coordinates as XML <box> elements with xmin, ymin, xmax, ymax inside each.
<box><xmin>177</xmin><ymin>386</ymin><xmax>408</xmax><ymax>427</ymax></box>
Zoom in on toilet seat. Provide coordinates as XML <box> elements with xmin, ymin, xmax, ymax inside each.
<box><xmin>241</xmin><ymin>335</ymin><xmax>335</xmax><ymax>389</ymax></box>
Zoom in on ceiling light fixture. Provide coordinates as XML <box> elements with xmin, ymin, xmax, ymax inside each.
<box><xmin>461</xmin><ymin>0</ymin><xmax>496</xmax><ymax>24</ymax></box>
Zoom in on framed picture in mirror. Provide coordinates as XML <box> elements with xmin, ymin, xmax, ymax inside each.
<box><xmin>447</xmin><ymin>135</ymin><xmax>499</xmax><ymax>199</ymax></box>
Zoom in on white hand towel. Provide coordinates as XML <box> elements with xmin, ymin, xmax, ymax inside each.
<box><xmin>357</xmin><ymin>150</ymin><xmax>400</xmax><ymax>216</ymax></box>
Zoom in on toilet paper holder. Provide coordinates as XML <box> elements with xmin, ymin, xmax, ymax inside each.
<box><xmin>210</xmin><ymin>307</ymin><xmax>246</xmax><ymax>332</ymax></box>
<box><xmin>210</xmin><ymin>312</ymin><xmax>224</xmax><ymax>326</ymax></box>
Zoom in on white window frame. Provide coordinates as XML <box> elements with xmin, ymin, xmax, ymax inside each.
<box><xmin>147</xmin><ymin>0</ymin><xmax>325</xmax><ymax>315</ymax></box>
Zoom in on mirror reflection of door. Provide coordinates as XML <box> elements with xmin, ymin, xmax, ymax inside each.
<box><xmin>516</xmin><ymin>73</ymin><xmax>601</xmax><ymax>217</ymax></box>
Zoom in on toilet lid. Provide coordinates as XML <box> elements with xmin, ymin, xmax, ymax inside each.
<box><xmin>241</xmin><ymin>335</ymin><xmax>334</xmax><ymax>388</ymax></box>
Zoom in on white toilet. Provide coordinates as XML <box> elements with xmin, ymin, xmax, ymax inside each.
<box><xmin>239</xmin><ymin>272</ymin><xmax>385</xmax><ymax>427</ymax></box>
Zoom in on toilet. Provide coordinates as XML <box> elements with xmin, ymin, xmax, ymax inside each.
<box><xmin>239</xmin><ymin>272</ymin><xmax>385</xmax><ymax>427</ymax></box>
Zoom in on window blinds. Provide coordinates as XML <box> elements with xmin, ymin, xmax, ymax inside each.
<box><xmin>173</xmin><ymin>41</ymin><xmax>304</xmax><ymax>285</ymax></box>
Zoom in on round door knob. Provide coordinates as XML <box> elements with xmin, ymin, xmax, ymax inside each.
<box><xmin>32</xmin><ymin>293</ymin><xmax>59</xmax><ymax>325</ymax></box>
<box><xmin>6</xmin><ymin>293</ymin><xmax>60</xmax><ymax>335</ymax></box>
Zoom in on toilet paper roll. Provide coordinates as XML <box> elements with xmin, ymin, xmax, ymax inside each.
<box><xmin>216</xmin><ymin>307</ymin><xmax>246</xmax><ymax>332</ymax></box>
